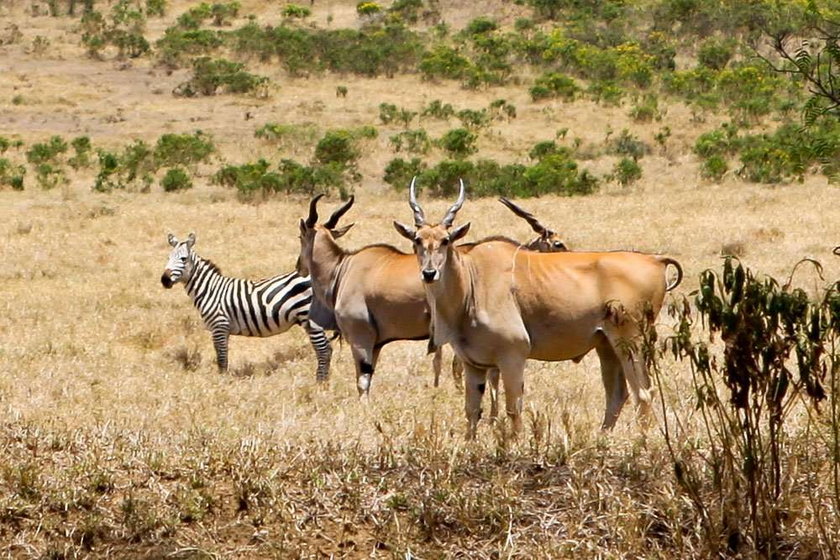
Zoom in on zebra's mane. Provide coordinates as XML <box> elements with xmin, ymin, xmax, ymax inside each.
<box><xmin>194</xmin><ymin>253</ymin><xmax>223</xmax><ymax>275</ymax></box>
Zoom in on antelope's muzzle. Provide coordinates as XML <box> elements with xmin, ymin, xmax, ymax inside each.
<box><xmin>421</xmin><ymin>268</ymin><xmax>439</xmax><ymax>283</ymax></box>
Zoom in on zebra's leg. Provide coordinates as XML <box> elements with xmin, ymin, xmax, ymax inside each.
<box><xmin>303</xmin><ymin>320</ymin><xmax>333</xmax><ymax>383</ymax></box>
<box><xmin>211</xmin><ymin>324</ymin><xmax>231</xmax><ymax>372</ymax></box>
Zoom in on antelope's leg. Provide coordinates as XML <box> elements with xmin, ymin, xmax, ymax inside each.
<box><xmin>487</xmin><ymin>368</ymin><xmax>500</xmax><ymax>420</ymax></box>
<box><xmin>432</xmin><ymin>347</ymin><xmax>442</xmax><ymax>387</ymax></box>
<box><xmin>498</xmin><ymin>358</ymin><xmax>526</xmax><ymax>434</ymax></box>
<box><xmin>451</xmin><ymin>355</ymin><xmax>464</xmax><ymax>388</ymax></box>
<box><xmin>463</xmin><ymin>364</ymin><xmax>487</xmax><ymax>440</ymax></box>
<box><xmin>604</xmin><ymin>330</ymin><xmax>652</xmax><ymax>423</ymax></box>
<box><xmin>595</xmin><ymin>337</ymin><xmax>629</xmax><ymax>430</ymax></box>
<box><xmin>303</xmin><ymin>320</ymin><xmax>333</xmax><ymax>383</ymax></box>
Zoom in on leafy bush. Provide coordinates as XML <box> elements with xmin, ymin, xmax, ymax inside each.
<box><xmin>700</xmin><ymin>155</ymin><xmax>728</xmax><ymax>181</ymax></box>
<box><xmin>26</xmin><ymin>136</ymin><xmax>68</xmax><ymax>165</ymax></box>
<box><xmin>153</xmin><ymin>131</ymin><xmax>215</xmax><ymax>168</ymax></box>
<box><xmin>697</xmin><ymin>37</ymin><xmax>735</xmax><ymax>70</ymax></box>
<box><xmin>80</xmin><ymin>1</ymin><xmax>151</xmax><ymax>60</ymax></box>
<box><xmin>356</xmin><ymin>2</ymin><xmax>382</xmax><ymax>17</ymax></box>
<box><xmin>419</xmin><ymin>45</ymin><xmax>472</xmax><ymax>81</ymax></box>
<box><xmin>421</xmin><ymin>99</ymin><xmax>455</xmax><ymax>120</ymax></box>
<box><xmin>314</xmin><ymin>130</ymin><xmax>360</xmax><ymax>167</ymax></box>
<box><xmin>437</xmin><ymin>128</ymin><xmax>478</xmax><ymax>159</ymax></box>
<box><xmin>69</xmin><ymin>136</ymin><xmax>93</xmax><ymax>169</ymax></box>
<box><xmin>607</xmin><ymin>129</ymin><xmax>650</xmax><ymax>160</ymax></box>
<box><xmin>93</xmin><ymin>141</ymin><xmax>155</xmax><ymax>192</ymax></box>
<box><xmin>389</xmin><ymin>129</ymin><xmax>431</xmax><ymax>154</ymax></box>
<box><xmin>456</xmin><ymin>109</ymin><xmax>489</xmax><ymax>130</ymax></box>
<box><xmin>530</xmin><ymin>72</ymin><xmax>579</xmax><ymax>101</ymax></box>
<box><xmin>155</xmin><ymin>28</ymin><xmax>223</xmax><ymax>68</ymax></box>
<box><xmin>173</xmin><ymin>57</ymin><xmax>268</xmax><ymax>96</ymax></box>
<box><xmin>254</xmin><ymin>122</ymin><xmax>320</xmax><ymax>147</ymax></box>
<box><xmin>613</xmin><ymin>157</ymin><xmax>642</xmax><ymax>186</ymax></box>
<box><xmin>629</xmin><ymin>94</ymin><xmax>661</xmax><ymax>122</ymax></box>
<box><xmin>383</xmin><ymin>157</ymin><xmax>426</xmax><ymax>188</ymax></box>
<box><xmin>161</xmin><ymin>167</ymin><xmax>192</xmax><ymax>191</ymax></box>
<box><xmin>0</xmin><ymin>158</ymin><xmax>26</xmax><ymax>191</ymax></box>
<box><xmin>282</xmin><ymin>4</ymin><xmax>311</xmax><ymax>18</ymax></box>
<box><xmin>214</xmin><ymin>159</ymin><xmax>344</xmax><ymax>196</ymax></box>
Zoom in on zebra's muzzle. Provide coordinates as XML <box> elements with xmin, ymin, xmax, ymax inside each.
<box><xmin>161</xmin><ymin>271</ymin><xmax>174</xmax><ymax>289</ymax></box>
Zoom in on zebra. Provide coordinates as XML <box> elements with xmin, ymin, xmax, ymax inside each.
<box><xmin>160</xmin><ymin>233</ymin><xmax>333</xmax><ymax>381</ymax></box>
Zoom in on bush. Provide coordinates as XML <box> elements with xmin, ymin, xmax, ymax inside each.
<box><xmin>68</xmin><ymin>136</ymin><xmax>93</xmax><ymax>169</ymax></box>
<box><xmin>613</xmin><ymin>157</ymin><xmax>642</xmax><ymax>186</ymax></box>
<box><xmin>161</xmin><ymin>167</ymin><xmax>192</xmax><ymax>191</ymax></box>
<box><xmin>421</xmin><ymin>100</ymin><xmax>455</xmax><ymax>120</ymax></box>
<box><xmin>456</xmin><ymin>109</ymin><xmax>489</xmax><ymax>130</ymax></box>
<box><xmin>437</xmin><ymin>128</ymin><xmax>478</xmax><ymax>159</ymax></box>
<box><xmin>629</xmin><ymin>94</ymin><xmax>661</xmax><ymax>122</ymax></box>
<box><xmin>173</xmin><ymin>57</ymin><xmax>268</xmax><ymax>97</ymax></box>
<box><xmin>154</xmin><ymin>131</ymin><xmax>215</xmax><ymax>168</ymax></box>
<box><xmin>254</xmin><ymin>122</ymin><xmax>319</xmax><ymax>147</ymax></box>
<box><xmin>523</xmin><ymin>153</ymin><xmax>597</xmax><ymax>196</ymax></box>
<box><xmin>697</xmin><ymin>37</ymin><xmax>735</xmax><ymax>70</ymax></box>
<box><xmin>314</xmin><ymin>130</ymin><xmax>360</xmax><ymax>167</ymax></box>
<box><xmin>383</xmin><ymin>157</ymin><xmax>426</xmax><ymax>188</ymax></box>
<box><xmin>0</xmin><ymin>158</ymin><xmax>26</xmax><ymax>191</ymax></box>
<box><xmin>608</xmin><ymin>129</ymin><xmax>650</xmax><ymax>160</ymax></box>
<box><xmin>282</xmin><ymin>4</ymin><xmax>311</xmax><ymax>18</ymax></box>
<box><xmin>530</xmin><ymin>72</ymin><xmax>579</xmax><ymax>101</ymax></box>
<box><xmin>419</xmin><ymin>45</ymin><xmax>472</xmax><ymax>81</ymax></box>
<box><xmin>93</xmin><ymin>141</ymin><xmax>155</xmax><ymax>192</ymax></box>
<box><xmin>215</xmin><ymin>159</ymin><xmax>344</xmax><ymax>196</ymax></box>
<box><xmin>26</xmin><ymin>136</ymin><xmax>68</xmax><ymax>165</ymax></box>
<box><xmin>389</xmin><ymin>129</ymin><xmax>431</xmax><ymax>154</ymax></box>
<box><xmin>155</xmin><ymin>28</ymin><xmax>223</xmax><ymax>68</ymax></box>
<box><xmin>700</xmin><ymin>155</ymin><xmax>728</xmax><ymax>181</ymax></box>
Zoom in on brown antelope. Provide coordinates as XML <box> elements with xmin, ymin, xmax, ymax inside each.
<box><xmin>394</xmin><ymin>181</ymin><xmax>683</xmax><ymax>438</ymax></box>
<box><xmin>498</xmin><ymin>197</ymin><xmax>568</xmax><ymax>253</ymax></box>
<box><xmin>297</xmin><ymin>194</ymin><xmax>451</xmax><ymax>394</ymax></box>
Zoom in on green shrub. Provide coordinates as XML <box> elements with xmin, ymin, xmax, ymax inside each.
<box><xmin>528</xmin><ymin>141</ymin><xmax>565</xmax><ymax>161</ymax></box>
<box><xmin>0</xmin><ymin>158</ymin><xmax>26</xmax><ymax>191</ymax></box>
<box><xmin>389</xmin><ymin>129</ymin><xmax>431</xmax><ymax>154</ymax></box>
<box><xmin>613</xmin><ymin>157</ymin><xmax>642</xmax><ymax>186</ymax></box>
<box><xmin>93</xmin><ymin>141</ymin><xmax>155</xmax><ymax>192</ymax></box>
<box><xmin>173</xmin><ymin>57</ymin><xmax>268</xmax><ymax>97</ymax></box>
<box><xmin>154</xmin><ymin>131</ymin><xmax>214</xmax><ymax>168</ymax></box>
<box><xmin>254</xmin><ymin>122</ymin><xmax>319</xmax><ymax>146</ymax></box>
<box><xmin>383</xmin><ymin>157</ymin><xmax>426</xmax><ymax>188</ymax></box>
<box><xmin>356</xmin><ymin>2</ymin><xmax>382</xmax><ymax>17</ymax></box>
<box><xmin>314</xmin><ymin>130</ymin><xmax>360</xmax><ymax>167</ymax></box>
<box><xmin>700</xmin><ymin>155</ymin><xmax>728</xmax><ymax>181</ymax></box>
<box><xmin>456</xmin><ymin>109</ymin><xmax>489</xmax><ymax>130</ymax></box>
<box><xmin>68</xmin><ymin>136</ymin><xmax>93</xmax><ymax>169</ymax></box>
<box><xmin>607</xmin><ymin>129</ymin><xmax>650</xmax><ymax>160</ymax></box>
<box><xmin>421</xmin><ymin>100</ymin><xmax>454</xmax><ymax>120</ymax></box>
<box><xmin>215</xmin><ymin>159</ymin><xmax>344</xmax><ymax>196</ymax></box>
<box><xmin>161</xmin><ymin>167</ymin><xmax>192</xmax><ymax>191</ymax></box>
<box><xmin>523</xmin><ymin>153</ymin><xmax>597</xmax><ymax>196</ymax></box>
<box><xmin>530</xmin><ymin>72</ymin><xmax>579</xmax><ymax>101</ymax></box>
<box><xmin>629</xmin><ymin>94</ymin><xmax>660</xmax><ymax>122</ymax></box>
<box><xmin>26</xmin><ymin>136</ymin><xmax>68</xmax><ymax>165</ymax></box>
<box><xmin>437</xmin><ymin>128</ymin><xmax>478</xmax><ymax>159</ymax></box>
<box><xmin>419</xmin><ymin>45</ymin><xmax>472</xmax><ymax>81</ymax></box>
<box><xmin>156</xmin><ymin>28</ymin><xmax>223</xmax><ymax>68</ymax></box>
<box><xmin>282</xmin><ymin>4</ymin><xmax>311</xmax><ymax>18</ymax></box>
<box><xmin>697</xmin><ymin>37</ymin><xmax>735</xmax><ymax>70</ymax></box>
<box><xmin>464</xmin><ymin>17</ymin><xmax>498</xmax><ymax>36</ymax></box>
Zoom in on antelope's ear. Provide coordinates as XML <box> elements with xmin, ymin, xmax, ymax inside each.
<box><xmin>299</xmin><ymin>218</ymin><xmax>307</xmax><ymax>234</ymax></box>
<box><xmin>186</xmin><ymin>232</ymin><xmax>196</xmax><ymax>248</ymax></box>
<box><xmin>332</xmin><ymin>223</ymin><xmax>354</xmax><ymax>239</ymax></box>
<box><xmin>167</xmin><ymin>233</ymin><xmax>178</xmax><ymax>247</ymax></box>
<box><xmin>450</xmin><ymin>222</ymin><xmax>471</xmax><ymax>242</ymax></box>
<box><xmin>393</xmin><ymin>221</ymin><xmax>415</xmax><ymax>241</ymax></box>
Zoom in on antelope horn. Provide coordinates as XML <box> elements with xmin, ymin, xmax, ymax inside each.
<box><xmin>408</xmin><ymin>176</ymin><xmax>426</xmax><ymax>227</ymax></box>
<box><xmin>441</xmin><ymin>179</ymin><xmax>465</xmax><ymax>228</ymax></box>
<box><xmin>834</xmin><ymin>246</ymin><xmax>840</xmax><ymax>256</ymax></box>
<box><xmin>305</xmin><ymin>194</ymin><xmax>325</xmax><ymax>227</ymax></box>
<box><xmin>498</xmin><ymin>197</ymin><xmax>548</xmax><ymax>235</ymax></box>
<box><xmin>324</xmin><ymin>195</ymin><xmax>355</xmax><ymax>229</ymax></box>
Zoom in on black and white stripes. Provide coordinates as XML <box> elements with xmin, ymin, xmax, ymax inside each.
<box><xmin>161</xmin><ymin>233</ymin><xmax>332</xmax><ymax>381</ymax></box>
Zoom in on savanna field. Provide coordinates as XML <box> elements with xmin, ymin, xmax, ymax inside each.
<box><xmin>2</xmin><ymin>0</ymin><xmax>840</xmax><ymax>557</ymax></box>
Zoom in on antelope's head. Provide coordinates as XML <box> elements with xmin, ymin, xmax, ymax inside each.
<box><xmin>498</xmin><ymin>197</ymin><xmax>568</xmax><ymax>253</ymax></box>
<box><xmin>394</xmin><ymin>178</ymin><xmax>470</xmax><ymax>284</ymax></box>
<box><xmin>161</xmin><ymin>232</ymin><xmax>196</xmax><ymax>288</ymax></box>
<box><xmin>297</xmin><ymin>194</ymin><xmax>355</xmax><ymax>277</ymax></box>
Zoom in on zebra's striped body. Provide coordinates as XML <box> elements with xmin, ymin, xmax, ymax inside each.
<box><xmin>161</xmin><ymin>233</ymin><xmax>332</xmax><ymax>381</ymax></box>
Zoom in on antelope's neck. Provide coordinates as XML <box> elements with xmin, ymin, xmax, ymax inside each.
<box><xmin>309</xmin><ymin>232</ymin><xmax>346</xmax><ymax>307</ymax></box>
<box><xmin>427</xmin><ymin>251</ymin><xmax>471</xmax><ymax>344</ymax></box>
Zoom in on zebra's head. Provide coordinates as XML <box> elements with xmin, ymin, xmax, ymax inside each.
<box><xmin>161</xmin><ymin>233</ymin><xmax>196</xmax><ymax>289</ymax></box>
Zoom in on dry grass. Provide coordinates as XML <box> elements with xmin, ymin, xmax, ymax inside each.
<box><xmin>1</xmin><ymin>2</ymin><xmax>840</xmax><ymax>557</ymax></box>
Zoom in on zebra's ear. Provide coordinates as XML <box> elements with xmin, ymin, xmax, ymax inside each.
<box><xmin>167</xmin><ymin>233</ymin><xmax>178</xmax><ymax>247</ymax></box>
<box><xmin>332</xmin><ymin>223</ymin><xmax>354</xmax><ymax>239</ymax></box>
<box><xmin>186</xmin><ymin>232</ymin><xmax>196</xmax><ymax>248</ymax></box>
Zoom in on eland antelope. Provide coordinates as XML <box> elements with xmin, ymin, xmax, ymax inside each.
<box><xmin>498</xmin><ymin>197</ymin><xmax>568</xmax><ymax>252</ymax></box>
<box><xmin>394</xmin><ymin>181</ymin><xmax>683</xmax><ymax>438</ymax></box>
<box><xmin>297</xmin><ymin>195</ymin><xmax>452</xmax><ymax>393</ymax></box>
<box><xmin>161</xmin><ymin>233</ymin><xmax>333</xmax><ymax>380</ymax></box>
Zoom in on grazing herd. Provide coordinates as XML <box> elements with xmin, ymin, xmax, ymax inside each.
<box><xmin>162</xmin><ymin>181</ymin><xmax>691</xmax><ymax>437</ymax></box>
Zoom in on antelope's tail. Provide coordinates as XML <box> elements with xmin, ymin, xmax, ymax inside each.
<box><xmin>659</xmin><ymin>257</ymin><xmax>684</xmax><ymax>292</ymax></box>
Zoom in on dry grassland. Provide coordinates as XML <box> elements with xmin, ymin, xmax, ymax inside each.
<box><xmin>1</xmin><ymin>1</ymin><xmax>839</xmax><ymax>557</ymax></box>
